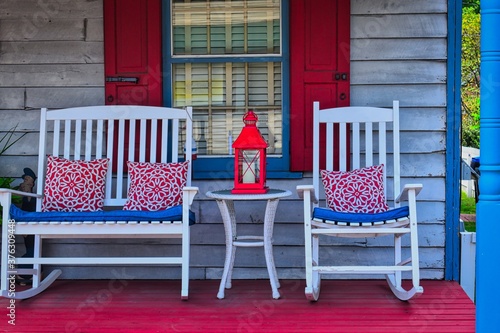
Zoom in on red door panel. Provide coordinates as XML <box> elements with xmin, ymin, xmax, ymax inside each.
<box><xmin>104</xmin><ymin>0</ymin><xmax>163</xmax><ymax>167</ymax></box>
<box><xmin>290</xmin><ymin>0</ymin><xmax>350</xmax><ymax>171</ymax></box>
<box><xmin>104</xmin><ymin>0</ymin><xmax>162</xmax><ymax>106</ymax></box>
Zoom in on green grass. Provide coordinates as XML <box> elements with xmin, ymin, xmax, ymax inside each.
<box><xmin>464</xmin><ymin>222</ymin><xmax>476</xmax><ymax>232</ymax></box>
<box><xmin>461</xmin><ymin>191</ymin><xmax>476</xmax><ymax>232</ymax></box>
<box><xmin>460</xmin><ymin>191</ymin><xmax>476</xmax><ymax>214</ymax></box>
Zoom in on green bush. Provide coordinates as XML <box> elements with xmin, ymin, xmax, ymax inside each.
<box><xmin>462</xmin><ymin>124</ymin><xmax>480</xmax><ymax>148</ymax></box>
<box><xmin>461</xmin><ymin>8</ymin><xmax>480</xmax><ymax>148</ymax></box>
<box><xmin>0</xmin><ymin>177</ymin><xmax>15</xmax><ymax>189</ymax></box>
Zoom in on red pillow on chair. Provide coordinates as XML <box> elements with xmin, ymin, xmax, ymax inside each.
<box><xmin>42</xmin><ymin>155</ymin><xmax>109</xmax><ymax>212</ymax></box>
<box><xmin>321</xmin><ymin>164</ymin><xmax>389</xmax><ymax>214</ymax></box>
<box><xmin>123</xmin><ymin>161</ymin><xmax>189</xmax><ymax>211</ymax></box>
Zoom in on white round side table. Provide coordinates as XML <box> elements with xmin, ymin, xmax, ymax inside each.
<box><xmin>205</xmin><ymin>189</ymin><xmax>292</xmax><ymax>299</ymax></box>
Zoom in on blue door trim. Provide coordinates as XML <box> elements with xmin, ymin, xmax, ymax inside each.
<box><xmin>445</xmin><ymin>0</ymin><xmax>463</xmax><ymax>281</ymax></box>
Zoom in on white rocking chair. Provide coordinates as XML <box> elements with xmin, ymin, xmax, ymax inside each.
<box><xmin>297</xmin><ymin>100</ymin><xmax>423</xmax><ymax>301</ymax></box>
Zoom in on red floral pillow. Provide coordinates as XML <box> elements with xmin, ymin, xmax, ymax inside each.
<box><xmin>42</xmin><ymin>155</ymin><xmax>109</xmax><ymax>212</ymax></box>
<box><xmin>320</xmin><ymin>164</ymin><xmax>389</xmax><ymax>213</ymax></box>
<box><xmin>123</xmin><ymin>161</ymin><xmax>189</xmax><ymax>211</ymax></box>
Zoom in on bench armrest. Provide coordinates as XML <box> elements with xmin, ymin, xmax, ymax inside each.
<box><xmin>1</xmin><ymin>188</ymin><xmax>41</xmax><ymax>225</ymax></box>
<box><xmin>0</xmin><ymin>188</ymin><xmax>41</xmax><ymax>199</ymax></box>
<box><xmin>0</xmin><ymin>188</ymin><xmax>41</xmax><ymax>209</ymax></box>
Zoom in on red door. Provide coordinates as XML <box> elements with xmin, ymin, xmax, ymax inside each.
<box><xmin>104</xmin><ymin>0</ymin><xmax>163</xmax><ymax>166</ymax></box>
<box><xmin>290</xmin><ymin>0</ymin><xmax>350</xmax><ymax>171</ymax></box>
<box><xmin>104</xmin><ymin>0</ymin><xmax>162</xmax><ymax>106</ymax></box>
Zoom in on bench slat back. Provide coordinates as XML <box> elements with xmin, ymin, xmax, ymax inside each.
<box><xmin>36</xmin><ymin>105</ymin><xmax>193</xmax><ymax>210</ymax></box>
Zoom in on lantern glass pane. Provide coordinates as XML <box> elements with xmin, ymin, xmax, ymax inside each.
<box><xmin>240</xmin><ymin>150</ymin><xmax>260</xmax><ymax>183</ymax></box>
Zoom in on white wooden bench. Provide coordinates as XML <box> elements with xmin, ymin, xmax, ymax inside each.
<box><xmin>0</xmin><ymin>105</ymin><xmax>198</xmax><ymax>300</ymax></box>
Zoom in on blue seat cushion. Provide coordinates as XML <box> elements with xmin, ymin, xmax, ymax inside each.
<box><xmin>312</xmin><ymin>206</ymin><xmax>409</xmax><ymax>226</ymax></box>
<box><xmin>9</xmin><ymin>204</ymin><xmax>195</xmax><ymax>225</ymax></box>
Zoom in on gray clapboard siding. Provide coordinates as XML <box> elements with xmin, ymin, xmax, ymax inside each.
<box><xmin>351</xmin><ymin>39</ymin><xmax>447</xmax><ymax>60</ymax></box>
<box><xmin>0</xmin><ymin>0</ymin><xmax>103</xmax><ymax>19</ymax></box>
<box><xmin>0</xmin><ymin>41</ymin><xmax>103</xmax><ymax>64</ymax></box>
<box><xmin>86</xmin><ymin>18</ymin><xmax>104</xmax><ymax>41</ymax></box>
<box><xmin>401</xmin><ymin>153</ymin><xmax>446</xmax><ymax>177</ymax></box>
<box><xmin>351</xmin><ymin>61</ymin><xmax>446</xmax><ymax>85</ymax></box>
<box><xmin>400</xmin><ymin>108</ymin><xmax>446</xmax><ymax>131</ymax></box>
<box><xmin>388</xmin><ymin>201</ymin><xmax>445</xmax><ymax>223</ymax></box>
<box><xmin>0</xmin><ymin>109</ymin><xmax>40</xmax><ymax>131</ymax></box>
<box><xmin>0</xmin><ymin>64</ymin><xmax>104</xmax><ymax>87</ymax></box>
<box><xmin>26</xmin><ymin>87</ymin><xmax>105</xmax><ymax>109</ymax></box>
<box><xmin>0</xmin><ymin>156</ymin><xmax>38</xmax><ymax>179</ymax></box>
<box><xmin>0</xmin><ymin>132</ymin><xmax>37</xmax><ymax>155</ymax></box>
<box><xmin>0</xmin><ymin>88</ymin><xmax>25</xmax><ymax>109</ymax></box>
<box><xmin>351</xmin><ymin>0</ymin><xmax>447</xmax><ymax>15</ymax></box>
<box><xmin>351</xmin><ymin>85</ymin><xmax>447</xmax><ymax>107</ymax></box>
<box><xmin>352</xmin><ymin>14</ymin><xmax>447</xmax><ymax>38</ymax></box>
<box><xmin>0</xmin><ymin>18</ymin><xmax>85</xmax><ymax>41</ymax></box>
<box><xmin>401</xmin><ymin>132</ymin><xmax>446</xmax><ymax>153</ymax></box>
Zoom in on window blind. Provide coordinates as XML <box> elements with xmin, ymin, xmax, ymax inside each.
<box><xmin>171</xmin><ymin>0</ymin><xmax>282</xmax><ymax>157</ymax></box>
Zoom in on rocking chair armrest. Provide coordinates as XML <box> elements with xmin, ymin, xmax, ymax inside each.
<box><xmin>296</xmin><ymin>185</ymin><xmax>319</xmax><ymax>204</ymax></box>
<box><xmin>182</xmin><ymin>186</ymin><xmax>199</xmax><ymax>205</ymax></box>
<box><xmin>395</xmin><ymin>184</ymin><xmax>423</xmax><ymax>203</ymax></box>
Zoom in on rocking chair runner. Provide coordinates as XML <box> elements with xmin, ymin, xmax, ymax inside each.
<box><xmin>297</xmin><ymin>100</ymin><xmax>423</xmax><ymax>301</ymax></box>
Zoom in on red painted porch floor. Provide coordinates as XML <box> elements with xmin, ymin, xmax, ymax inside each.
<box><xmin>1</xmin><ymin>279</ymin><xmax>474</xmax><ymax>332</ymax></box>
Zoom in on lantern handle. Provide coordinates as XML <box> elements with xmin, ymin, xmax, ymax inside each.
<box><xmin>243</xmin><ymin>111</ymin><xmax>258</xmax><ymax>126</ymax></box>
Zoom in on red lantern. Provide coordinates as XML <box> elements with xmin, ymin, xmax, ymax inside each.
<box><xmin>231</xmin><ymin>111</ymin><xmax>268</xmax><ymax>194</ymax></box>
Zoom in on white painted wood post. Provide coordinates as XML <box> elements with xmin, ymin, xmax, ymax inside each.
<box><xmin>460</xmin><ymin>231</ymin><xmax>476</xmax><ymax>302</ymax></box>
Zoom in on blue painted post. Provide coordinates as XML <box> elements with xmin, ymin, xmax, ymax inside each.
<box><xmin>477</xmin><ymin>1</ymin><xmax>500</xmax><ymax>331</ymax></box>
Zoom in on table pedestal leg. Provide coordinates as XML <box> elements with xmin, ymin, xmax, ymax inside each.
<box><xmin>216</xmin><ymin>199</ymin><xmax>236</xmax><ymax>299</ymax></box>
<box><xmin>264</xmin><ymin>198</ymin><xmax>281</xmax><ymax>299</ymax></box>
